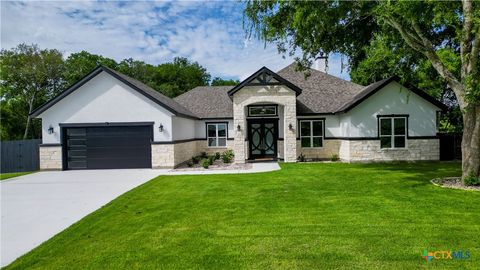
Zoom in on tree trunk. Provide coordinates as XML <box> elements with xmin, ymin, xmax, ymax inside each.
<box><xmin>461</xmin><ymin>104</ymin><xmax>480</xmax><ymax>181</ymax></box>
<box><xmin>22</xmin><ymin>96</ymin><xmax>35</xmax><ymax>139</ymax></box>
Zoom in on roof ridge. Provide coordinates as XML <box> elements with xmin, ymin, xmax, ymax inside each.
<box><xmin>278</xmin><ymin>62</ymin><xmax>364</xmax><ymax>88</ymax></box>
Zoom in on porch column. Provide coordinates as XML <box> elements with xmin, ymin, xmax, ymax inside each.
<box><xmin>233</xmin><ymin>103</ymin><xmax>246</xmax><ymax>163</ymax></box>
<box><xmin>283</xmin><ymin>100</ymin><xmax>297</xmax><ymax>162</ymax></box>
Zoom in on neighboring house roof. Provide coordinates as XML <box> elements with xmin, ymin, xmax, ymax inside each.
<box><xmin>31</xmin><ymin>66</ymin><xmax>198</xmax><ymax>119</ymax></box>
<box><xmin>174</xmin><ymin>86</ymin><xmax>234</xmax><ymax>119</ymax></box>
<box><xmin>227</xmin><ymin>66</ymin><xmax>302</xmax><ymax>98</ymax></box>
<box><xmin>277</xmin><ymin>63</ymin><xmax>364</xmax><ymax>114</ymax></box>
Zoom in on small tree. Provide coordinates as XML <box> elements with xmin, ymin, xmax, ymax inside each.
<box><xmin>0</xmin><ymin>44</ymin><xmax>65</xmax><ymax>139</ymax></box>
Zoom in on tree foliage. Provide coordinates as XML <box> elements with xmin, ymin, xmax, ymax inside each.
<box><xmin>1</xmin><ymin>44</ymin><xmax>64</xmax><ymax>140</ymax></box>
<box><xmin>211</xmin><ymin>77</ymin><xmax>240</xmax><ymax>86</ymax></box>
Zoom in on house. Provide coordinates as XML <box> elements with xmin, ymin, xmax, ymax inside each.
<box><xmin>31</xmin><ymin>63</ymin><xmax>446</xmax><ymax>170</ymax></box>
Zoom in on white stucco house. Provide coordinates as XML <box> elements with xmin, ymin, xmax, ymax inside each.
<box><xmin>31</xmin><ymin>63</ymin><xmax>446</xmax><ymax>170</ymax></box>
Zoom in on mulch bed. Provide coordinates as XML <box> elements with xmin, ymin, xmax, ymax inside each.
<box><xmin>174</xmin><ymin>160</ymin><xmax>253</xmax><ymax>171</ymax></box>
<box><xmin>431</xmin><ymin>177</ymin><xmax>480</xmax><ymax>191</ymax></box>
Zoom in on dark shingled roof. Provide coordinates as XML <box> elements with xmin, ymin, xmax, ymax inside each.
<box><xmin>277</xmin><ymin>63</ymin><xmax>364</xmax><ymax>114</ymax></box>
<box><xmin>174</xmin><ymin>86</ymin><xmax>234</xmax><ymax>119</ymax></box>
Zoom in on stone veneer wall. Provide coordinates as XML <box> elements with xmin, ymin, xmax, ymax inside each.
<box><xmin>342</xmin><ymin>139</ymin><xmax>440</xmax><ymax>161</ymax></box>
<box><xmin>151</xmin><ymin>144</ymin><xmax>175</xmax><ymax>168</ymax></box>
<box><xmin>232</xmin><ymin>85</ymin><xmax>297</xmax><ymax>163</ymax></box>
<box><xmin>152</xmin><ymin>139</ymin><xmax>235</xmax><ymax>168</ymax></box>
<box><xmin>296</xmin><ymin>140</ymin><xmax>341</xmax><ymax>160</ymax></box>
<box><xmin>39</xmin><ymin>146</ymin><xmax>62</xmax><ymax>170</ymax></box>
<box><xmin>196</xmin><ymin>140</ymin><xmax>234</xmax><ymax>155</ymax></box>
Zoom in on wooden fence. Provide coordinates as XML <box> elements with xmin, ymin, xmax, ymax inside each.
<box><xmin>1</xmin><ymin>139</ymin><xmax>41</xmax><ymax>173</ymax></box>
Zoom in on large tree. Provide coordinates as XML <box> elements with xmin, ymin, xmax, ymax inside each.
<box><xmin>0</xmin><ymin>44</ymin><xmax>65</xmax><ymax>139</ymax></box>
<box><xmin>244</xmin><ymin>0</ymin><xmax>480</xmax><ymax>181</ymax></box>
<box><xmin>211</xmin><ymin>77</ymin><xmax>240</xmax><ymax>86</ymax></box>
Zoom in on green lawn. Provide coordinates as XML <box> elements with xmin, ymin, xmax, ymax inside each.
<box><xmin>0</xmin><ymin>171</ymin><xmax>33</xmax><ymax>180</ymax></box>
<box><xmin>5</xmin><ymin>162</ymin><xmax>479</xmax><ymax>269</ymax></box>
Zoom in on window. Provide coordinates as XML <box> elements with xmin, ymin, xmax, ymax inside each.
<box><xmin>207</xmin><ymin>123</ymin><xmax>227</xmax><ymax>147</ymax></box>
<box><xmin>248</xmin><ymin>105</ymin><xmax>277</xmax><ymax>116</ymax></box>
<box><xmin>379</xmin><ymin>117</ymin><xmax>406</xmax><ymax>149</ymax></box>
<box><xmin>299</xmin><ymin>120</ymin><xmax>323</xmax><ymax>148</ymax></box>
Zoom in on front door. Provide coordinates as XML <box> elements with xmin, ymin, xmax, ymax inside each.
<box><xmin>248</xmin><ymin>119</ymin><xmax>278</xmax><ymax>159</ymax></box>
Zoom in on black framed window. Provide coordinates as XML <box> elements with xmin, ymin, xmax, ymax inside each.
<box><xmin>299</xmin><ymin>120</ymin><xmax>324</xmax><ymax>148</ymax></box>
<box><xmin>248</xmin><ymin>105</ymin><xmax>277</xmax><ymax>117</ymax></box>
<box><xmin>379</xmin><ymin>117</ymin><xmax>406</xmax><ymax>149</ymax></box>
<box><xmin>207</xmin><ymin>123</ymin><xmax>227</xmax><ymax>147</ymax></box>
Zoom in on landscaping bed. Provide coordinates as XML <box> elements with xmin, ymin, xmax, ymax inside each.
<box><xmin>431</xmin><ymin>177</ymin><xmax>480</xmax><ymax>191</ymax></box>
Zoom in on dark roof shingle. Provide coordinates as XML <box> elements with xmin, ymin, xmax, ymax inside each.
<box><xmin>174</xmin><ymin>86</ymin><xmax>233</xmax><ymax>119</ymax></box>
<box><xmin>277</xmin><ymin>63</ymin><xmax>364</xmax><ymax>114</ymax></box>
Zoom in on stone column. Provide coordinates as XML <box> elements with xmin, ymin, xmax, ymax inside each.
<box><xmin>283</xmin><ymin>100</ymin><xmax>297</xmax><ymax>162</ymax></box>
<box><xmin>233</xmin><ymin>103</ymin><xmax>246</xmax><ymax>163</ymax></box>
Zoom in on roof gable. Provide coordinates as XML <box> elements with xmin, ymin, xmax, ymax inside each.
<box><xmin>227</xmin><ymin>66</ymin><xmax>302</xmax><ymax>98</ymax></box>
<box><xmin>336</xmin><ymin>76</ymin><xmax>447</xmax><ymax>113</ymax></box>
<box><xmin>31</xmin><ymin>66</ymin><xmax>198</xmax><ymax>119</ymax></box>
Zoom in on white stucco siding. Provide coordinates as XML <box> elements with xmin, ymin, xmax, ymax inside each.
<box><xmin>38</xmin><ymin>71</ymin><xmax>174</xmax><ymax>144</ymax></box>
<box><xmin>172</xmin><ymin>116</ymin><xmax>196</xmax><ymax>140</ymax></box>
<box><xmin>194</xmin><ymin>119</ymin><xmax>234</xmax><ymax>139</ymax></box>
<box><xmin>341</xmin><ymin>81</ymin><xmax>440</xmax><ymax>137</ymax></box>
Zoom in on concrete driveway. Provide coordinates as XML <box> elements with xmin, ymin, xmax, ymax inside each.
<box><xmin>0</xmin><ymin>169</ymin><xmax>162</xmax><ymax>267</ymax></box>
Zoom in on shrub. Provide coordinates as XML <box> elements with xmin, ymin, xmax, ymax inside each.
<box><xmin>464</xmin><ymin>173</ymin><xmax>480</xmax><ymax>186</ymax></box>
<box><xmin>221</xmin><ymin>150</ymin><xmax>234</xmax><ymax>163</ymax></box>
<box><xmin>208</xmin><ymin>154</ymin><xmax>216</xmax><ymax>165</ymax></box>
<box><xmin>191</xmin><ymin>156</ymin><xmax>201</xmax><ymax>164</ymax></box>
<box><xmin>297</xmin><ymin>153</ymin><xmax>306</xmax><ymax>162</ymax></box>
<box><xmin>200</xmin><ymin>152</ymin><xmax>208</xmax><ymax>159</ymax></box>
<box><xmin>201</xmin><ymin>159</ymin><xmax>210</xmax><ymax>169</ymax></box>
<box><xmin>186</xmin><ymin>161</ymin><xmax>194</xmax><ymax>167</ymax></box>
<box><xmin>330</xmin><ymin>154</ymin><xmax>339</xmax><ymax>162</ymax></box>
<box><xmin>214</xmin><ymin>152</ymin><xmax>221</xmax><ymax>160</ymax></box>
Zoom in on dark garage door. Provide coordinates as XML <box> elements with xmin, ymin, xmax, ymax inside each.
<box><xmin>64</xmin><ymin>125</ymin><xmax>152</xmax><ymax>170</ymax></box>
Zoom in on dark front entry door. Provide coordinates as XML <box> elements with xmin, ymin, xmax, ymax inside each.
<box><xmin>63</xmin><ymin>125</ymin><xmax>152</xmax><ymax>170</ymax></box>
<box><xmin>248</xmin><ymin>119</ymin><xmax>278</xmax><ymax>159</ymax></box>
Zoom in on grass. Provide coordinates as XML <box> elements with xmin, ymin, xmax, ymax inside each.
<box><xmin>0</xmin><ymin>171</ymin><xmax>33</xmax><ymax>180</ymax></box>
<box><xmin>5</xmin><ymin>162</ymin><xmax>480</xmax><ymax>269</ymax></box>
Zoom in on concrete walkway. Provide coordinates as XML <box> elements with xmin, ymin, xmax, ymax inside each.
<box><xmin>0</xmin><ymin>162</ymin><xmax>279</xmax><ymax>267</ymax></box>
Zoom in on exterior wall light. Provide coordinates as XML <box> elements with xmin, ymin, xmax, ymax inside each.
<box><xmin>288</xmin><ymin>123</ymin><xmax>293</xmax><ymax>131</ymax></box>
<box><xmin>48</xmin><ymin>126</ymin><xmax>54</xmax><ymax>134</ymax></box>
<box><xmin>237</xmin><ymin>124</ymin><xmax>241</xmax><ymax>131</ymax></box>
<box><xmin>159</xmin><ymin>124</ymin><xmax>164</xmax><ymax>132</ymax></box>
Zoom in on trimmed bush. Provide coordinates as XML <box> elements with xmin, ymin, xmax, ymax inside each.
<box><xmin>297</xmin><ymin>153</ymin><xmax>306</xmax><ymax>162</ymax></box>
<box><xmin>330</xmin><ymin>154</ymin><xmax>339</xmax><ymax>162</ymax></box>
<box><xmin>191</xmin><ymin>156</ymin><xmax>201</xmax><ymax>164</ymax></box>
<box><xmin>464</xmin><ymin>173</ymin><xmax>480</xmax><ymax>186</ymax></box>
<box><xmin>208</xmin><ymin>154</ymin><xmax>216</xmax><ymax>165</ymax></box>
<box><xmin>186</xmin><ymin>161</ymin><xmax>194</xmax><ymax>167</ymax></box>
<box><xmin>214</xmin><ymin>152</ymin><xmax>221</xmax><ymax>160</ymax></box>
<box><xmin>221</xmin><ymin>150</ymin><xmax>234</xmax><ymax>163</ymax></box>
<box><xmin>201</xmin><ymin>159</ymin><xmax>210</xmax><ymax>169</ymax></box>
<box><xmin>200</xmin><ymin>152</ymin><xmax>208</xmax><ymax>159</ymax></box>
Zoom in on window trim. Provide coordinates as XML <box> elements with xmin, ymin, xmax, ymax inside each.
<box><xmin>247</xmin><ymin>105</ymin><xmax>278</xmax><ymax>117</ymax></box>
<box><xmin>206</xmin><ymin>122</ymin><xmax>228</xmax><ymax>148</ymax></box>
<box><xmin>378</xmin><ymin>116</ymin><xmax>407</xmax><ymax>149</ymax></box>
<box><xmin>299</xmin><ymin>119</ymin><xmax>324</xmax><ymax>148</ymax></box>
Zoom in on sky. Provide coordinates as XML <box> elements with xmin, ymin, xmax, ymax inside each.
<box><xmin>1</xmin><ymin>1</ymin><xmax>349</xmax><ymax>81</ymax></box>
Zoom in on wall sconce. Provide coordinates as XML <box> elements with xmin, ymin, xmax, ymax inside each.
<box><xmin>288</xmin><ymin>123</ymin><xmax>294</xmax><ymax>131</ymax></box>
<box><xmin>159</xmin><ymin>124</ymin><xmax>164</xmax><ymax>132</ymax></box>
<box><xmin>48</xmin><ymin>125</ymin><xmax>54</xmax><ymax>134</ymax></box>
<box><xmin>237</xmin><ymin>124</ymin><xmax>241</xmax><ymax>131</ymax></box>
